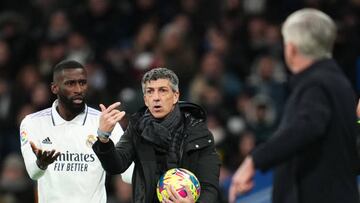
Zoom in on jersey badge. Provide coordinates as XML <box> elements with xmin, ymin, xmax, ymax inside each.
<box><xmin>86</xmin><ymin>134</ymin><xmax>97</xmax><ymax>148</ymax></box>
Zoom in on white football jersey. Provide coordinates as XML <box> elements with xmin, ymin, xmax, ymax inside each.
<box><xmin>20</xmin><ymin>100</ymin><xmax>133</xmax><ymax>203</ymax></box>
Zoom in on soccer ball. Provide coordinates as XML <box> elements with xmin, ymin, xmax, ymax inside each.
<box><xmin>156</xmin><ymin>168</ymin><xmax>201</xmax><ymax>202</ymax></box>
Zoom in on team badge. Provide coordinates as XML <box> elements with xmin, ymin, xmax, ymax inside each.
<box><xmin>20</xmin><ymin>131</ymin><xmax>28</xmax><ymax>146</ymax></box>
<box><xmin>86</xmin><ymin>134</ymin><xmax>97</xmax><ymax>148</ymax></box>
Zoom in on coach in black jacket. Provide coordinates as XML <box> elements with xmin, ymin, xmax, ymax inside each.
<box><xmin>229</xmin><ymin>8</ymin><xmax>360</xmax><ymax>203</ymax></box>
<box><xmin>93</xmin><ymin>68</ymin><xmax>220</xmax><ymax>203</ymax></box>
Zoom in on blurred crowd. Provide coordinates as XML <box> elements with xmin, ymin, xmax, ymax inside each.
<box><xmin>0</xmin><ymin>0</ymin><xmax>360</xmax><ymax>202</ymax></box>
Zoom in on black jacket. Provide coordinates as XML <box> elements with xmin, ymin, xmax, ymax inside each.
<box><xmin>93</xmin><ymin>102</ymin><xmax>220</xmax><ymax>203</ymax></box>
<box><xmin>252</xmin><ymin>59</ymin><xmax>360</xmax><ymax>203</ymax></box>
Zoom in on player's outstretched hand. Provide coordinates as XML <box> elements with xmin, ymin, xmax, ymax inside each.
<box><xmin>162</xmin><ymin>185</ymin><xmax>195</xmax><ymax>203</ymax></box>
<box><xmin>99</xmin><ymin>102</ymin><xmax>126</xmax><ymax>133</ymax></box>
<box><xmin>30</xmin><ymin>141</ymin><xmax>60</xmax><ymax>170</ymax></box>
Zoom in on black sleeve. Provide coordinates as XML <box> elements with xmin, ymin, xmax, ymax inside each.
<box><xmin>252</xmin><ymin>85</ymin><xmax>331</xmax><ymax>170</ymax></box>
<box><xmin>197</xmin><ymin>148</ymin><xmax>221</xmax><ymax>203</ymax></box>
<box><xmin>92</xmin><ymin>122</ymin><xmax>136</xmax><ymax>175</ymax></box>
<box><xmin>196</xmin><ymin>128</ymin><xmax>221</xmax><ymax>203</ymax></box>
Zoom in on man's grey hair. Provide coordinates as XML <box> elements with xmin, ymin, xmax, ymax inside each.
<box><xmin>141</xmin><ymin>68</ymin><xmax>179</xmax><ymax>93</ymax></box>
<box><xmin>281</xmin><ymin>8</ymin><xmax>336</xmax><ymax>60</ymax></box>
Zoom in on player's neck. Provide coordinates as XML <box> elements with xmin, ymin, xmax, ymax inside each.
<box><xmin>56</xmin><ymin>104</ymin><xmax>78</xmax><ymax>121</ymax></box>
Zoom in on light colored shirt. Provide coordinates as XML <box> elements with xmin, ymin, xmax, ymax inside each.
<box><xmin>20</xmin><ymin>100</ymin><xmax>133</xmax><ymax>203</ymax></box>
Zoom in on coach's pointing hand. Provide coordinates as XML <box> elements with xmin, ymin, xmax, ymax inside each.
<box><xmin>98</xmin><ymin>102</ymin><xmax>126</xmax><ymax>143</ymax></box>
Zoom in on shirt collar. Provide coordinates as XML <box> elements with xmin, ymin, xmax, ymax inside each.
<box><xmin>51</xmin><ymin>99</ymin><xmax>88</xmax><ymax>126</ymax></box>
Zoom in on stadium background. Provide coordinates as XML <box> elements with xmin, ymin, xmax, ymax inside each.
<box><xmin>0</xmin><ymin>0</ymin><xmax>360</xmax><ymax>202</ymax></box>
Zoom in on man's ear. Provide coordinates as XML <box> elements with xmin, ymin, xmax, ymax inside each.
<box><xmin>284</xmin><ymin>42</ymin><xmax>297</xmax><ymax>70</ymax></box>
<box><xmin>286</xmin><ymin>42</ymin><xmax>300</xmax><ymax>61</ymax></box>
<box><xmin>173</xmin><ymin>91</ymin><xmax>180</xmax><ymax>104</ymax></box>
<box><xmin>144</xmin><ymin>95</ymin><xmax>149</xmax><ymax>107</ymax></box>
<box><xmin>288</xmin><ymin>42</ymin><xmax>298</xmax><ymax>57</ymax></box>
<box><xmin>51</xmin><ymin>82</ymin><xmax>58</xmax><ymax>94</ymax></box>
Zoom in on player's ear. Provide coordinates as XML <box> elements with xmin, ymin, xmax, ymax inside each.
<box><xmin>51</xmin><ymin>82</ymin><xmax>58</xmax><ymax>94</ymax></box>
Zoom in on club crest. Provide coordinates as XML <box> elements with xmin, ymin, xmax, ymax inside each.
<box><xmin>86</xmin><ymin>134</ymin><xmax>97</xmax><ymax>148</ymax></box>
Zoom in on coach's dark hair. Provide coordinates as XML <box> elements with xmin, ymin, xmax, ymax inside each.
<box><xmin>52</xmin><ymin>60</ymin><xmax>85</xmax><ymax>81</ymax></box>
<box><xmin>141</xmin><ymin>68</ymin><xmax>179</xmax><ymax>94</ymax></box>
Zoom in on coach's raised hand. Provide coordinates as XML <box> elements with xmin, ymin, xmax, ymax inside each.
<box><xmin>98</xmin><ymin>102</ymin><xmax>126</xmax><ymax>142</ymax></box>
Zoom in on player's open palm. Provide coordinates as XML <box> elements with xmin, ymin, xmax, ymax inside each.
<box><xmin>30</xmin><ymin>141</ymin><xmax>60</xmax><ymax>170</ymax></box>
<box><xmin>162</xmin><ymin>185</ymin><xmax>195</xmax><ymax>203</ymax></box>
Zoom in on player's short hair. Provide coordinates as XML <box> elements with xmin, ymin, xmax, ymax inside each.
<box><xmin>52</xmin><ymin>60</ymin><xmax>85</xmax><ymax>81</ymax></box>
<box><xmin>281</xmin><ymin>8</ymin><xmax>336</xmax><ymax>60</ymax></box>
<box><xmin>141</xmin><ymin>68</ymin><xmax>179</xmax><ymax>94</ymax></box>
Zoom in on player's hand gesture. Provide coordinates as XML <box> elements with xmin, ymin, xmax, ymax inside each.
<box><xmin>99</xmin><ymin>102</ymin><xmax>126</xmax><ymax>133</ymax></box>
<box><xmin>162</xmin><ymin>185</ymin><xmax>195</xmax><ymax>203</ymax></box>
<box><xmin>30</xmin><ymin>141</ymin><xmax>60</xmax><ymax>170</ymax></box>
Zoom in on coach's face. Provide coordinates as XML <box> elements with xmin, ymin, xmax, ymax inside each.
<box><xmin>51</xmin><ymin>68</ymin><xmax>88</xmax><ymax>114</ymax></box>
<box><xmin>144</xmin><ymin>79</ymin><xmax>179</xmax><ymax>119</ymax></box>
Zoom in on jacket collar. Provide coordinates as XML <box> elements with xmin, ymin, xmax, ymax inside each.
<box><xmin>132</xmin><ymin>101</ymin><xmax>208</xmax><ymax>142</ymax></box>
<box><xmin>51</xmin><ymin>99</ymin><xmax>88</xmax><ymax>126</ymax></box>
<box><xmin>289</xmin><ymin>58</ymin><xmax>336</xmax><ymax>90</ymax></box>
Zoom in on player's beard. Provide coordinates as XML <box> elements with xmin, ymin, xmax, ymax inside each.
<box><xmin>58</xmin><ymin>94</ymin><xmax>86</xmax><ymax>115</ymax></box>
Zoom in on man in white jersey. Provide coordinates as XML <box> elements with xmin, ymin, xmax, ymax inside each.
<box><xmin>20</xmin><ymin>60</ymin><xmax>133</xmax><ymax>203</ymax></box>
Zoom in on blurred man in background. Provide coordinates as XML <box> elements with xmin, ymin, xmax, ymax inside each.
<box><xmin>229</xmin><ymin>8</ymin><xmax>360</xmax><ymax>203</ymax></box>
